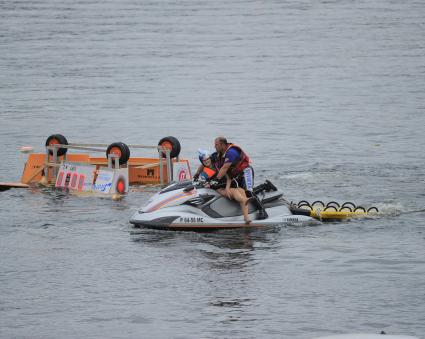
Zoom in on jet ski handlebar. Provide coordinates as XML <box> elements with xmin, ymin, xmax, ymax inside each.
<box><xmin>191</xmin><ymin>178</ymin><xmax>278</xmax><ymax>193</ymax></box>
<box><xmin>180</xmin><ymin>180</ymin><xmax>216</xmax><ymax>193</ymax></box>
<box><xmin>191</xmin><ymin>178</ymin><xmax>226</xmax><ymax>190</ymax></box>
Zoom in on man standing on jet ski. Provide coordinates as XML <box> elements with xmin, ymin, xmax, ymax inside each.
<box><xmin>213</xmin><ymin>136</ymin><xmax>268</xmax><ymax>220</ymax></box>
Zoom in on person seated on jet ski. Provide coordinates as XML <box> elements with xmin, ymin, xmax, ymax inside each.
<box><xmin>213</xmin><ymin>136</ymin><xmax>268</xmax><ymax>220</ymax></box>
<box><xmin>193</xmin><ymin>149</ymin><xmax>219</xmax><ymax>183</ymax></box>
<box><xmin>193</xmin><ymin>149</ymin><xmax>252</xmax><ymax>224</ymax></box>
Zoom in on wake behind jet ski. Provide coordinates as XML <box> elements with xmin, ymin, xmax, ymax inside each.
<box><xmin>129</xmin><ymin>180</ymin><xmax>319</xmax><ymax>231</ymax></box>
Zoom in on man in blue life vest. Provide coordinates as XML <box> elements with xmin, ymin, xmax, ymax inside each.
<box><xmin>213</xmin><ymin>136</ymin><xmax>268</xmax><ymax>220</ymax></box>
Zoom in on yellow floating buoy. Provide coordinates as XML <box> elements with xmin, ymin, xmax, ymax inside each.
<box><xmin>112</xmin><ymin>193</ymin><xmax>122</xmax><ymax>201</ymax></box>
<box><xmin>290</xmin><ymin>200</ymin><xmax>379</xmax><ymax>222</ymax></box>
<box><xmin>309</xmin><ymin>208</ymin><xmax>371</xmax><ymax>221</ymax></box>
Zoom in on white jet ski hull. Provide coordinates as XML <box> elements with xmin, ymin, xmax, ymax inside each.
<box><xmin>129</xmin><ymin>180</ymin><xmax>319</xmax><ymax>231</ymax></box>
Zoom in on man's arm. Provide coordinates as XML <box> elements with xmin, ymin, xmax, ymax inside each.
<box><xmin>216</xmin><ymin>162</ymin><xmax>231</xmax><ymax>180</ymax></box>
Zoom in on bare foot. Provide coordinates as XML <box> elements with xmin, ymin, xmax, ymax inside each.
<box><xmin>244</xmin><ymin>218</ymin><xmax>252</xmax><ymax>224</ymax></box>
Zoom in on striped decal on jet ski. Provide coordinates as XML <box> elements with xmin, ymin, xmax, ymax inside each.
<box><xmin>145</xmin><ymin>191</ymin><xmax>196</xmax><ymax>212</ymax></box>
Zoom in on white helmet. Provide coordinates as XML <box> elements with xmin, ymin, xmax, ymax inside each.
<box><xmin>198</xmin><ymin>149</ymin><xmax>210</xmax><ymax>162</ymax></box>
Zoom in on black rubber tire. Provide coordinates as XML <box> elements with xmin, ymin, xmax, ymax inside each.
<box><xmin>367</xmin><ymin>207</ymin><xmax>379</xmax><ymax>213</ymax></box>
<box><xmin>298</xmin><ymin>200</ymin><xmax>310</xmax><ymax>206</ymax></box>
<box><xmin>324</xmin><ymin>206</ymin><xmax>338</xmax><ymax>211</ymax></box>
<box><xmin>326</xmin><ymin>201</ymin><xmax>341</xmax><ymax>208</ymax></box>
<box><xmin>45</xmin><ymin>134</ymin><xmax>68</xmax><ymax>156</ymax></box>
<box><xmin>339</xmin><ymin>206</ymin><xmax>353</xmax><ymax>212</ymax></box>
<box><xmin>354</xmin><ymin>206</ymin><xmax>366</xmax><ymax>212</ymax></box>
<box><xmin>106</xmin><ymin>142</ymin><xmax>130</xmax><ymax>165</ymax></box>
<box><xmin>158</xmin><ymin>136</ymin><xmax>181</xmax><ymax>159</ymax></box>
<box><xmin>341</xmin><ymin>202</ymin><xmax>356</xmax><ymax>210</ymax></box>
<box><xmin>298</xmin><ymin>204</ymin><xmax>312</xmax><ymax>210</ymax></box>
<box><xmin>312</xmin><ymin>200</ymin><xmax>325</xmax><ymax>207</ymax></box>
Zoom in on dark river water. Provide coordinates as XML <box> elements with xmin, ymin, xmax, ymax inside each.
<box><xmin>1</xmin><ymin>1</ymin><xmax>424</xmax><ymax>338</ymax></box>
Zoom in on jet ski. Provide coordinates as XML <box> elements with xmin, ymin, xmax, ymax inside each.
<box><xmin>129</xmin><ymin>180</ymin><xmax>319</xmax><ymax>231</ymax></box>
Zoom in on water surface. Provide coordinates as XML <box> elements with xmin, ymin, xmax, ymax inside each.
<box><xmin>1</xmin><ymin>1</ymin><xmax>424</xmax><ymax>338</ymax></box>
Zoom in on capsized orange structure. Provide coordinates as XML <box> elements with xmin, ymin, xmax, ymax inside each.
<box><xmin>1</xmin><ymin>134</ymin><xmax>191</xmax><ymax>191</ymax></box>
